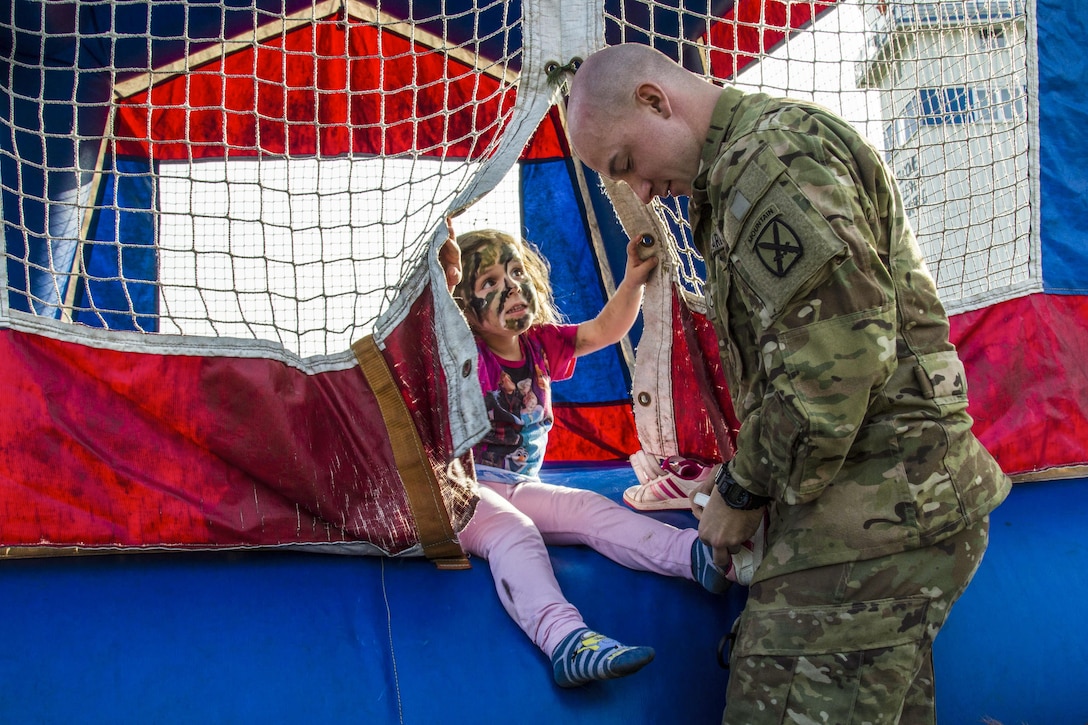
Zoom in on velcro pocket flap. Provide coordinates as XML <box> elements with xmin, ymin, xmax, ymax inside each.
<box><xmin>729</xmin><ymin>145</ymin><xmax>847</xmax><ymax>321</ymax></box>
<box><xmin>913</xmin><ymin>350</ymin><xmax>967</xmax><ymax>401</ymax></box>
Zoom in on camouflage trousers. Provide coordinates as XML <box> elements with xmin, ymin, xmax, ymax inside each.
<box><xmin>722</xmin><ymin>517</ymin><xmax>990</xmax><ymax>725</ymax></box>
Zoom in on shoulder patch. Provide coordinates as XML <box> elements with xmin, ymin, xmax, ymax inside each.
<box><xmin>751</xmin><ymin>213</ymin><xmax>802</xmax><ymax>277</ymax></box>
<box><xmin>729</xmin><ymin>190</ymin><xmax>751</xmax><ymax>221</ymax></box>
<box><xmin>722</xmin><ymin>144</ymin><xmax>774</xmax><ymax>248</ymax></box>
<box><xmin>730</xmin><ymin>145</ymin><xmax>846</xmax><ymax>319</ymax></box>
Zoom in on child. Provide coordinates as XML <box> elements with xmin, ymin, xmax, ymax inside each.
<box><xmin>446</xmin><ymin>228</ymin><xmax>762</xmax><ymax>688</ymax></box>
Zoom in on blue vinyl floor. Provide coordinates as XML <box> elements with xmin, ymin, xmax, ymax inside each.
<box><xmin>0</xmin><ymin>465</ymin><xmax>1084</xmax><ymax>724</ymax></box>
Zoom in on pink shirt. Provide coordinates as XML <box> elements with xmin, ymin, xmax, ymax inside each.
<box><xmin>473</xmin><ymin>324</ymin><xmax>577</xmax><ymax>477</ymax></box>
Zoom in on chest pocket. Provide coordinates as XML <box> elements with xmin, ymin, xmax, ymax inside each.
<box><xmin>723</xmin><ymin>143</ymin><xmax>848</xmax><ymax>323</ymax></box>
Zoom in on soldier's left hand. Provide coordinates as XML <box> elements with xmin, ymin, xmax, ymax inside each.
<box><xmin>697</xmin><ymin>491</ymin><xmax>765</xmax><ymax>572</ymax></box>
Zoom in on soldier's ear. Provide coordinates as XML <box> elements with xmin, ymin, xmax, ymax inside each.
<box><xmin>635</xmin><ymin>82</ymin><xmax>671</xmax><ymax>118</ymax></box>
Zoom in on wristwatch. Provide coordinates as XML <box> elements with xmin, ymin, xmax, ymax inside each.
<box><xmin>714</xmin><ymin>464</ymin><xmax>771</xmax><ymax>510</ymax></box>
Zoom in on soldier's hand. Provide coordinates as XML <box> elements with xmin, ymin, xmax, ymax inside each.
<box><xmin>689</xmin><ymin>472</ymin><xmax>715</xmax><ymax>520</ymax></box>
<box><xmin>698</xmin><ymin>492</ymin><xmax>765</xmax><ymax>572</ymax></box>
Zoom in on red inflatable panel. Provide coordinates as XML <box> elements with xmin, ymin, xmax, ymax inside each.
<box><xmin>0</xmin><ymin>289</ymin><xmax>474</xmax><ymax>554</ymax></box>
<box><xmin>951</xmin><ymin>292</ymin><xmax>1088</xmax><ymax>477</ymax></box>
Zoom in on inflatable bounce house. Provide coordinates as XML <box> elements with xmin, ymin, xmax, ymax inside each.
<box><xmin>2</xmin><ymin>0</ymin><xmax>1085</xmax><ymax>722</ymax></box>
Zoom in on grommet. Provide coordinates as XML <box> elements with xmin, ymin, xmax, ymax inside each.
<box><xmin>461</xmin><ymin>360</ymin><xmax>472</xmax><ymax>378</ymax></box>
<box><xmin>545</xmin><ymin>57</ymin><xmax>584</xmax><ymax>89</ymax></box>
<box><xmin>637</xmin><ymin>391</ymin><xmax>652</xmax><ymax>406</ymax></box>
<box><xmin>639</xmin><ymin>234</ymin><xmax>655</xmax><ymax>248</ymax></box>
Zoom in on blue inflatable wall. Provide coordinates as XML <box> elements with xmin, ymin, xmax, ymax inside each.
<box><xmin>1</xmin><ymin>467</ymin><xmax>1085</xmax><ymax>724</ymax></box>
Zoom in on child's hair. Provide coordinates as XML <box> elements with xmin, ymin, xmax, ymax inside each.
<box><xmin>452</xmin><ymin>229</ymin><xmax>561</xmax><ymax>330</ymax></box>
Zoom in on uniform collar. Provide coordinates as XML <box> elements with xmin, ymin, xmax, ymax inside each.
<box><xmin>691</xmin><ymin>86</ymin><xmax>747</xmax><ymax>201</ymax></box>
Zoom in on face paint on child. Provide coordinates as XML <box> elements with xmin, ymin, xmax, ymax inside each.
<box><xmin>465</xmin><ymin>241</ymin><xmax>536</xmax><ymax>332</ymax></box>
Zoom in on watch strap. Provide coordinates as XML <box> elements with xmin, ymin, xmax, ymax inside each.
<box><xmin>714</xmin><ymin>464</ymin><xmax>771</xmax><ymax>510</ymax></box>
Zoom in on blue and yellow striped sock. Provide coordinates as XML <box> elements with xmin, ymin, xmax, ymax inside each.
<box><xmin>551</xmin><ymin>628</ymin><xmax>654</xmax><ymax>688</ymax></box>
<box><xmin>691</xmin><ymin>538</ymin><xmax>731</xmax><ymax>594</ymax></box>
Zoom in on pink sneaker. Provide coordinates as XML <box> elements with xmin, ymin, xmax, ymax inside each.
<box><xmin>623</xmin><ymin>451</ymin><xmax>717</xmax><ymax>511</ymax></box>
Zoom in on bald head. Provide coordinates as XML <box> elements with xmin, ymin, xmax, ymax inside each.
<box><xmin>568</xmin><ymin>44</ymin><xmax>691</xmax><ymax>132</ymax></box>
<box><xmin>566</xmin><ymin>43</ymin><xmax>721</xmax><ymax>204</ymax></box>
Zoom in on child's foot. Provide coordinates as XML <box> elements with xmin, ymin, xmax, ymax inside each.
<box><xmin>690</xmin><ymin>511</ymin><xmax>768</xmax><ymax>592</ymax></box>
<box><xmin>730</xmin><ymin>513</ymin><xmax>767</xmax><ymax>586</ymax></box>
<box><xmin>691</xmin><ymin>538</ymin><xmax>731</xmax><ymax>593</ymax></box>
<box><xmin>551</xmin><ymin>628</ymin><xmax>655</xmax><ymax>688</ymax></box>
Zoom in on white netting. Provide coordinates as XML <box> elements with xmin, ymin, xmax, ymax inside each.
<box><xmin>153</xmin><ymin>156</ymin><xmax>522</xmax><ymax>353</ymax></box>
<box><xmin>2</xmin><ymin>0</ymin><xmax>525</xmax><ymax>358</ymax></box>
<box><xmin>855</xmin><ymin>0</ymin><xmax>1032</xmax><ymax>312</ymax></box>
<box><xmin>604</xmin><ymin>0</ymin><xmax>1033</xmax><ymax>314</ymax></box>
<box><xmin>2</xmin><ymin>0</ymin><xmax>1036</xmax><ymax>361</ymax></box>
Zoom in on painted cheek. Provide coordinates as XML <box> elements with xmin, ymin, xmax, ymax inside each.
<box><xmin>468</xmin><ymin>296</ymin><xmax>487</xmax><ymax>320</ymax></box>
<box><xmin>471</xmin><ymin>289</ymin><xmax>501</xmax><ymax>323</ymax></box>
<box><xmin>504</xmin><ymin>283</ymin><xmax>535</xmax><ymax>331</ymax></box>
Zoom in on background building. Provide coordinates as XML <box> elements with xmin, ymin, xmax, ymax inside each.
<box><xmin>857</xmin><ymin>0</ymin><xmax>1031</xmax><ymax>313</ymax></box>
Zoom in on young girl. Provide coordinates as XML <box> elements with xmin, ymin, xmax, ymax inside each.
<box><xmin>447</xmin><ymin>228</ymin><xmax>759</xmax><ymax>688</ymax></box>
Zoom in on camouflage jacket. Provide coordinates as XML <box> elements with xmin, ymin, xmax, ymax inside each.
<box><xmin>690</xmin><ymin>87</ymin><xmax>1011</xmax><ymax>581</ymax></box>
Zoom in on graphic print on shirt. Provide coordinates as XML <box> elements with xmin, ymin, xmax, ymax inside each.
<box><xmin>477</xmin><ymin>357</ymin><xmax>553</xmax><ymax>474</ymax></box>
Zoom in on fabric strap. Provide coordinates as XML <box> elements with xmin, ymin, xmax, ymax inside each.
<box><xmin>353</xmin><ymin>334</ymin><xmax>470</xmax><ymax>569</ymax></box>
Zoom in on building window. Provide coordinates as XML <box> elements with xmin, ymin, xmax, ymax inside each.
<box><xmin>882</xmin><ymin>84</ymin><xmax>1025</xmax><ymax>154</ymax></box>
<box><xmin>978</xmin><ymin>26</ymin><xmax>1008</xmax><ymax>50</ymax></box>
<box><xmin>971</xmin><ymin>86</ymin><xmax>1026</xmax><ymax>123</ymax></box>
<box><xmin>919</xmin><ymin>87</ymin><xmax>971</xmax><ymax>125</ymax></box>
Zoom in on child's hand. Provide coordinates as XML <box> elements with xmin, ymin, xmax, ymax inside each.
<box><xmin>622</xmin><ymin>235</ymin><xmax>659</xmax><ymax>289</ymax></box>
<box><xmin>440</xmin><ymin>217</ymin><xmax>462</xmax><ymax>292</ymax></box>
<box><xmin>574</xmin><ymin>233</ymin><xmax>658</xmax><ymax>357</ymax></box>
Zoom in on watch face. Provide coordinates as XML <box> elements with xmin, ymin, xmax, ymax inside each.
<box><xmin>715</xmin><ymin>465</ymin><xmax>766</xmax><ymax>509</ymax></box>
<box><xmin>726</xmin><ymin>485</ymin><xmax>750</xmax><ymax>508</ymax></box>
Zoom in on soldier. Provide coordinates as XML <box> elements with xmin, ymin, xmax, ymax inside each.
<box><xmin>567</xmin><ymin>43</ymin><xmax>1011</xmax><ymax>724</ymax></box>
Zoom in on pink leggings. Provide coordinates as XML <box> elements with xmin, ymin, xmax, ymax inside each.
<box><xmin>457</xmin><ymin>477</ymin><xmax>699</xmax><ymax>657</ymax></box>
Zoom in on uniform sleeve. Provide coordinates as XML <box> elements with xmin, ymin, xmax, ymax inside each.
<box><xmin>723</xmin><ymin>127</ymin><xmax>898</xmax><ymax>506</ymax></box>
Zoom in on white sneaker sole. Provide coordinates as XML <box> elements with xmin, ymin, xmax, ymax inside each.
<box><xmin>622</xmin><ymin>483</ymin><xmax>695</xmax><ymax>511</ymax></box>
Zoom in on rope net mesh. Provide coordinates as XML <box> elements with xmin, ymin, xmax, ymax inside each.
<box><xmin>3</xmin><ymin>0</ymin><xmax>523</xmax><ymax>357</ymax></box>
<box><xmin>604</xmin><ymin>0</ymin><xmax>1031</xmax><ymax>313</ymax></box>
<box><xmin>2</xmin><ymin>0</ymin><xmax>1033</xmax><ymax>359</ymax></box>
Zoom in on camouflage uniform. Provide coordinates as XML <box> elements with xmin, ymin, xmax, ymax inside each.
<box><xmin>689</xmin><ymin>87</ymin><xmax>1011</xmax><ymax>723</ymax></box>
